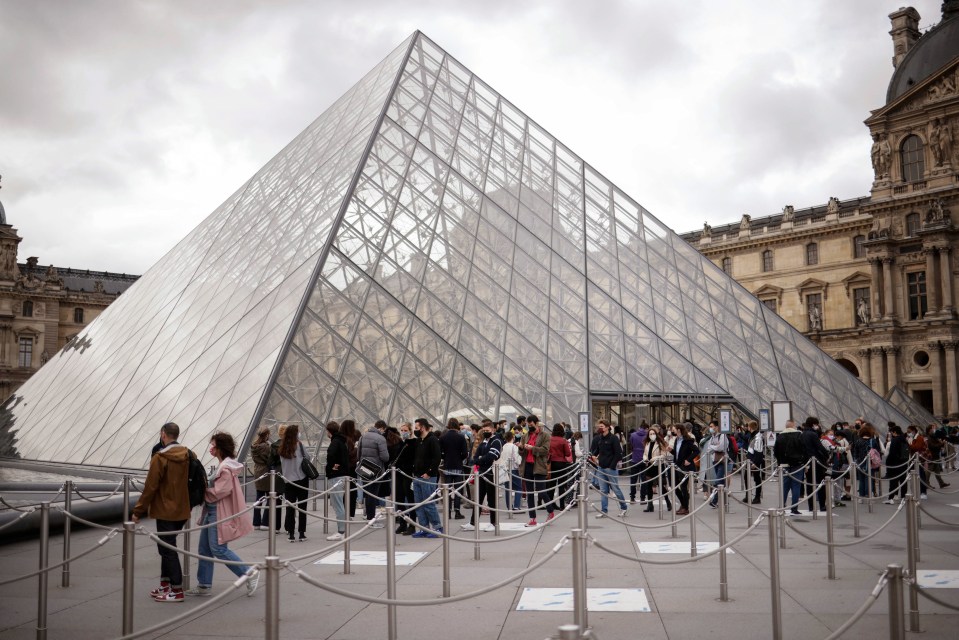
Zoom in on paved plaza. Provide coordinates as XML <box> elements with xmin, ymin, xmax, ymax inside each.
<box><xmin>2</xmin><ymin>475</ymin><xmax>959</xmax><ymax>640</ymax></box>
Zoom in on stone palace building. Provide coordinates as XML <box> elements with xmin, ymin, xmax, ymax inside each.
<box><xmin>682</xmin><ymin>5</ymin><xmax>959</xmax><ymax>419</ymax></box>
<box><xmin>0</xmin><ymin>188</ymin><xmax>139</xmax><ymax>400</ymax></box>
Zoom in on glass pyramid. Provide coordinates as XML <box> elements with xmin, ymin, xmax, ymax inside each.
<box><xmin>0</xmin><ymin>33</ymin><xmax>910</xmax><ymax>469</ymax></box>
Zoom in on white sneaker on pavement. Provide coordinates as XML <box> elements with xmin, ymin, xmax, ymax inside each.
<box><xmin>461</xmin><ymin>523</ymin><xmax>475</xmax><ymax>531</ymax></box>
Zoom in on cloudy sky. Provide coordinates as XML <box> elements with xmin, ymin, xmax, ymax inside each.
<box><xmin>0</xmin><ymin>0</ymin><xmax>947</xmax><ymax>275</ymax></box>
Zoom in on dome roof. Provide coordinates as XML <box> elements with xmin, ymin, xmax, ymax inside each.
<box><xmin>887</xmin><ymin>13</ymin><xmax>959</xmax><ymax>103</ymax></box>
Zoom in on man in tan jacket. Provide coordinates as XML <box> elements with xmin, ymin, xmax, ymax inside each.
<box><xmin>519</xmin><ymin>416</ymin><xmax>552</xmax><ymax>526</ymax></box>
<box><xmin>132</xmin><ymin>422</ymin><xmax>191</xmax><ymax>602</ymax></box>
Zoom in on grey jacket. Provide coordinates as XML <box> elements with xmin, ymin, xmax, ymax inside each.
<box><xmin>358</xmin><ymin>428</ymin><xmax>389</xmax><ymax>466</ymax></box>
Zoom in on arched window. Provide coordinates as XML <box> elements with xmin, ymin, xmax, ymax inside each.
<box><xmin>762</xmin><ymin>250</ymin><xmax>774</xmax><ymax>273</ymax></box>
<box><xmin>853</xmin><ymin>235</ymin><xmax>866</xmax><ymax>258</ymax></box>
<box><xmin>806</xmin><ymin>242</ymin><xmax>819</xmax><ymax>266</ymax></box>
<box><xmin>901</xmin><ymin>135</ymin><xmax>925</xmax><ymax>182</ymax></box>
<box><xmin>906</xmin><ymin>212</ymin><xmax>921</xmax><ymax>236</ymax></box>
<box><xmin>22</xmin><ymin>300</ymin><xmax>33</xmax><ymax>317</ymax></box>
<box><xmin>721</xmin><ymin>257</ymin><xmax>732</xmax><ymax>274</ymax></box>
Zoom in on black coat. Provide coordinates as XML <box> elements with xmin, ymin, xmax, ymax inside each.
<box><xmin>325</xmin><ymin>433</ymin><xmax>350</xmax><ymax>479</ymax></box>
<box><xmin>673</xmin><ymin>436</ymin><xmax>700</xmax><ymax>473</ymax></box>
<box><xmin>413</xmin><ymin>431</ymin><xmax>441</xmax><ymax>477</ymax></box>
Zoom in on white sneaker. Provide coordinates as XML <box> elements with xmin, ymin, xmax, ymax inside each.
<box><xmin>481</xmin><ymin>523</ymin><xmax>495</xmax><ymax>532</ymax></box>
<box><xmin>326</xmin><ymin>532</ymin><xmax>344</xmax><ymax>541</ymax></box>
<box><xmin>920</xmin><ymin>494</ymin><xmax>928</xmax><ymax>500</ymax></box>
<box><xmin>883</xmin><ymin>499</ymin><xmax>895</xmax><ymax>505</ymax></box>
<box><xmin>595</xmin><ymin>512</ymin><xmax>608</xmax><ymax>519</ymax></box>
<box><xmin>461</xmin><ymin>523</ymin><xmax>475</xmax><ymax>531</ymax></box>
<box><xmin>620</xmin><ymin>509</ymin><xmax>628</xmax><ymax>518</ymax></box>
<box><xmin>246</xmin><ymin>572</ymin><xmax>259</xmax><ymax>597</ymax></box>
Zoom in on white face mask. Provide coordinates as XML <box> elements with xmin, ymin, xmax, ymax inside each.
<box><xmin>649</xmin><ymin>433</ymin><xmax>657</xmax><ymax>442</ymax></box>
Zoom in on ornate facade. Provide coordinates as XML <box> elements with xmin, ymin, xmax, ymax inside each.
<box><xmin>0</xmin><ymin>198</ymin><xmax>138</xmax><ymax>400</ymax></box>
<box><xmin>682</xmin><ymin>5</ymin><xmax>959</xmax><ymax>418</ymax></box>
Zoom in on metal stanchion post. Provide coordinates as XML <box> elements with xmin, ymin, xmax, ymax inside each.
<box><xmin>557</xmin><ymin>624</ymin><xmax>581</xmax><ymax>640</ymax></box>
<box><xmin>472</xmin><ymin>470</ymin><xmax>481</xmax><ymax>561</ymax></box>
<box><xmin>745</xmin><ymin>460</ymin><xmax>753</xmax><ymax>527</ymax></box>
<box><xmin>887</xmin><ymin>564</ymin><xmax>906</xmax><ymax>640</ymax></box>
<box><xmin>441</xmin><ymin>484</ymin><xmax>451</xmax><ymax>597</ymax></box>
<box><xmin>37</xmin><ymin>502</ymin><xmax>50</xmax><ymax>640</ymax></box>
<box><xmin>268</xmin><ymin>491</ymin><xmax>278</xmax><ymax>557</ymax></box>
<box><xmin>343</xmin><ymin>477</ymin><xmax>352</xmax><ymax>575</ymax></box>
<box><xmin>850</xmin><ymin>462</ymin><xmax>861</xmax><ymax>538</ymax></box>
<box><xmin>385</xmin><ymin>505</ymin><xmax>398</xmax><ymax>640</ymax></box>
<box><xmin>122</xmin><ymin>475</ymin><xmax>131</xmax><ymax>523</ymax></box>
<box><xmin>578</xmin><ymin>466</ymin><xmax>588</xmax><ymax>533</ymax></box>
<box><xmin>657</xmin><ymin>468</ymin><xmax>664</xmax><ymax>520</ymax></box>
<box><xmin>767</xmin><ymin>511</ymin><xmax>783</xmax><ymax>640</ymax></box>
<box><xmin>778</xmin><ymin>465</ymin><xmax>786</xmax><ymax>549</ymax></box>
<box><xmin>689</xmin><ymin>471</ymin><xmax>697</xmax><ymax>558</ymax></box>
<box><xmin>265</xmin><ymin>556</ymin><xmax>280</xmax><ymax>640</ymax></box>
<box><xmin>571</xmin><ymin>528</ymin><xmax>588</xmax><ymax>634</ymax></box>
<box><xmin>905</xmin><ymin>493</ymin><xmax>920</xmax><ymax>632</ymax></box>
<box><xmin>811</xmin><ymin>464</ymin><xmax>819</xmax><ymax>521</ymax></box>
<box><xmin>912</xmin><ymin>465</ymin><xmax>923</xmax><ymax>532</ymax></box>
<box><xmin>718</xmin><ymin>488</ymin><xmax>728</xmax><ymax>601</ymax></box>
<box><xmin>825</xmin><ymin>478</ymin><xmax>835</xmax><ymax>580</ymax></box>
<box><xmin>506</xmin><ymin>457</ymin><xmax>514</xmax><ymax>521</ymax></box>
<box><xmin>62</xmin><ymin>480</ymin><xmax>72</xmax><ymax>588</ymax></box>
<box><xmin>182</xmin><ymin>530</ymin><xmax>192</xmax><ymax>591</ymax></box>
<box><xmin>669</xmin><ymin>465</ymin><xmax>678</xmax><ymax>539</ymax></box>
<box><xmin>122</xmin><ymin>521</ymin><xmax>135</xmax><ymax>636</ymax></box>
<box><xmin>323</xmin><ymin>477</ymin><xmax>330</xmax><ymax>535</ymax></box>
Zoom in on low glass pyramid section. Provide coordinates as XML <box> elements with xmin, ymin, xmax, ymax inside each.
<box><xmin>0</xmin><ymin>32</ymin><xmax>910</xmax><ymax>470</ymax></box>
<box><xmin>885</xmin><ymin>386</ymin><xmax>940</xmax><ymax>428</ymax></box>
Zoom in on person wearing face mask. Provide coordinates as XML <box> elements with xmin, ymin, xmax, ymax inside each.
<box><xmin>705</xmin><ymin>420</ymin><xmax>730</xmax><ymax>508</ymax></box>
<box><xmin>462</xmin><ymin>423</ymin><xmax>503</xmax><ymax>531</ymax></box>
<box><xmin>640</xmin><ymin>426</ymin><xmax>671</xmax><ymax>512</ymax></box>
<box><xmin>801</xmin><ymin>417</ymin><xmax>829</xmax><ymax>513</ymax></box>
<box><xmin>671</xmin><ymin>424</ymin><xmax>699</xmax><ymax>515</ymax></box>
<box><xmin>411</xmin><ymin>419</ymin><xmax>443</xmax><ymax>537</ymax></box>
<box><xmin>589</xmin><ymin>419</ymin><xmax>629</xmax><ymax>518</ymax></box>
<box><xmin>746</xmin><ymin>420</ymin><xmax>764</xmax><ymax>504</ymax></box>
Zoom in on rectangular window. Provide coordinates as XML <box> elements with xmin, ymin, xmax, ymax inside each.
<box><xmin>18</xmin><ymin>337</ymin><xmax>32</xmax><ymax>368</ymax></box>
<box><xmin>721</xmin><ymin>257</ymin><xmax>732</xmax><ymax>275</ymax></box>
<box><xmin>806</xmin><ymin>243</ymin><xmax>819</xmax><ymax>266</ymax></box>
<box><xmin>762</xmin><ymin>250</ymin><xmax>773</xmax><ymax>273</ymax></box>
<box><xmin>853</xmin><ymin>287</ymin><xmax>870</xmax><ymax>325</ymax></box>
<box><xmin>907</xmin><ymin>271</ymin><xmax>928</xmax><ymax>320</ymax></box>
<box><xmin>853</xmin><ymin>235</ymin><xmax>866</xmax><ymax>259</ymax></box>
<box><xmin>806</xmin><ymin>293</ymin><xmax>823</xmax><ymax>331</ymax></box>
<box><xmin>762</xmin><ymin>298</ymin><xmax>777</xmax><ymax>313</ymax></box>
<box><xmin>74</xmin><ymin>308</ymin><xmax>84</xmax><ymax>324</ymax></box>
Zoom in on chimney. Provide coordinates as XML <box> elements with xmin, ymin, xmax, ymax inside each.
<box><xmin>889</xmin><ymin>7</ymin><xmax>921</xmax><ymax>68</ymax></box>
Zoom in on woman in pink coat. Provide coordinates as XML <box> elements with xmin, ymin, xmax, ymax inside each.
<box><xmin>186</xmin><ymin>432</ymin><xmax>257</xmax><ymax>597</ymax></box>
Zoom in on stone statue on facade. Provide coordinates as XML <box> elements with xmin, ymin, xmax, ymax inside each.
<box><xmin>857</xmin><ymin>297</ymin><xmax>870</xmax><ymax>326</ymax></box>
<box><xmin>740</xmin><ymin>214</ymin><xmax>751</xmax><ymax>231</ymax></box>
<box><xmin>871</xmin><ymin>133</ymin><xmax>891</xmax><ymax>179</ymax></box>
<box><xmin>781</xmin><ymin>205</ymin><xmax>794</xmax><ymax>222</ymax></box>
<box><xmin>702</xmin><ymin>221</ymin><xmax>711</xmax><ymax>237</ymax></box>
<box><xmin>93</xmin><ymin>280</ymin><xmax>105</xmax><ymax>294</ymax></box>
<box><xmin>827</xmin><ymin>197</ymin><xmax>840</xmax><ymax>214</ymax></box>
<box><xmin>808</xmin><ymin>305</ymin><xmax>822</xmax><ymax>331</ymax></box>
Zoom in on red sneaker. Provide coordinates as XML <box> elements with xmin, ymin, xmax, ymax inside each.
<box><xmin>149</xmin><ymin>582</ymin><xmax>170</xmax><ymax>597</ymax></box>
<box><xmin>153</xmin><ymin>589</ymin><xmax>184</xmax><ymax>603</ymax></box>
<box><xmin>546</xmin><ymin>512</ymin><xmax>555</xmax><ymax>522</ymax></box>
<box><xmin>524</xmin><ymin>519</ymin><xmax>538</xmax><ymax>527</ymax></box>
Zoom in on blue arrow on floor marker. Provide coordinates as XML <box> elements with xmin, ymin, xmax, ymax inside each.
<box><xmin>554</xmin><ymin>591</ymin><xmax>573</xmax><ymax>596</ymax></box>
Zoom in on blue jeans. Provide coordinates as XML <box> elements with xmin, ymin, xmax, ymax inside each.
<box><xmin>330</xmin><ymin>478</ymin><xmax>346</xmax><ymax>534</ymax></box>
<box><xmin>596</xmin><ymin>467</ymin><xmax>628</xmax><ymax>512</ymax></box>
<box><xmin>856</xmin><ymin>462</ymin><xmax>873</xmax><ymax>498</ymax></box>
<box><xmin>413</xmin><ymin>476</ymin><xmax>441</xmax><ymax>530</ymax></box>
<box><xmin>197</xmin><ymin>504</ymin><xmax>250</xmax><ymax>587</ymax></box>
<box><xmin>505</xmin><ymin>470</ymin><xmax>522</xmax><ymax>509</ymax></box>
<box><xmin>783</xmin><ymin>466</ymin><xmax>805</xmax><ymax>510</ymax></box>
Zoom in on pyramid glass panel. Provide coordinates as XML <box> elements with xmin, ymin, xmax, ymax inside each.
<box><xmin>0</xmin><ymin>32</ymin><xmax>911</xmax><ymax>469</ymax></box>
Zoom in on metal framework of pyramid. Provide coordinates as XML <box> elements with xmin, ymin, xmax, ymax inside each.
<box><xmin>0</xmin><ymin>33</ymin><xmax>910</xmax><ymax>469</ymax></box>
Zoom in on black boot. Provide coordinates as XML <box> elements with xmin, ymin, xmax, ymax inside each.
<box><xmin>395</xmin><ymin>522</ymin><xmax>408</xmax><ymax>534</ymax></box>
<box><xmin>643</xmin><ymin>505</ymin><xmax>654</xmax><ymax>513</ymax></box>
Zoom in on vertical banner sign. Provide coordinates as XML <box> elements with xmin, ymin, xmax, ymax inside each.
<box><xmin>578</xmin><ymin>412</ymin><xmax>590</xmax><ymax>433</ymax></box>
<box><xmin>759</xmin><ymin>409</ymin><xmax>770</xmax><ymax>432</ymax></box>
<box><xmin>719</xmin><ymin>409</ymin><xmax>732</xmax><ymax>433</ymax></box>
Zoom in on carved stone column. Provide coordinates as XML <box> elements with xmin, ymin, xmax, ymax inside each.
<box><xmin>924</xmin><ymin>248</ymin><xmax>940</xmax><ymax>312</ymax></box>
<box><xmin>858</xmin><ymin>348</ymin><xmax>873</xmax><ymax>389</ymax></box>
<box><xmin>869</xmin><ymin>257</ymin><xmax>883</xmax><ymax>319</ymax></box>
<box><xmin>929</xmin><ymin>341</ymin><xmax>946</xmax><ymax>416</ymax></box>
<box><xmin>939</xmin><ymin>246</ymin><xmax>954</xmax><ymax>313</ymax></box>
<box><xmin>886</xmin><ymin>346</ymin><xmax>901</xmax><ymax>390</ymax></box>
<box><xmin>944</xmin><ymin>341</ymin><xmax>959</xmax><ymax>416</ymax></box>
<box><xmin>882</xmin><ymin>257</ymin><xmax>895</xmax><ymax>320</ymax></box>
<box><xmin>871</xmin><ymin>346</ymin><xmax>887</xmax><ymax>395</ymax></box>
<box><xmin>0</xmin><ymin>323</ymin><xmax>11</xmax><ymax>368</ymax></box>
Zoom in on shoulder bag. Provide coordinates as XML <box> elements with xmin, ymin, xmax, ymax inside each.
<box><xmin>299</xmin><ymin>442</ymin><xmax>320</xmax><ymax>480</ymax></box>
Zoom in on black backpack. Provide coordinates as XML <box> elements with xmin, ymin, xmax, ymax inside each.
<box><xmin>187</xmin><ymin>450</ymin><xmax>207</xmax><ymax>508</ymax></box>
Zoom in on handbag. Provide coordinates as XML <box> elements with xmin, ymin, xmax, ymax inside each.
<box><xmin>299</xmin><ymin>443</ymin><xmax>319</xmax><ymax>480</ymax></box>
<box><xmin>356</xmin><ymin>457</ymin><xmax>384</xmax><ymax>482</ymax></box>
